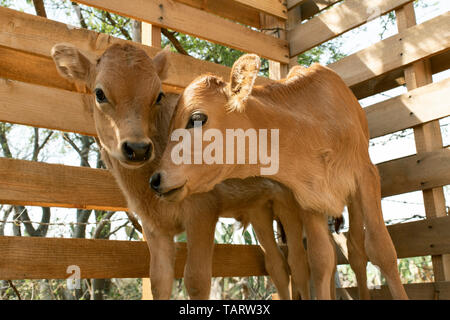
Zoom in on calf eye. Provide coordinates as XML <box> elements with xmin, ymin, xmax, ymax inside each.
<box><xmin>156</xmin><ymin>92</ymin><xmax>165</xmax><ymax>104</ymax></box>
<box><xmin>186</xmin><ymin>112</ymin><xmax>207</xmax><ymax>129</ymax></box>
<box><xmin>94</xmin><ymin>88</ymin><xmax>108</xmax><ymax>103</ymax></box>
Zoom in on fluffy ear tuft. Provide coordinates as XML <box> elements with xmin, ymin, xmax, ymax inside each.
<box><xmin>51</xmin><ymin>43</ymin><xmax>94</xmax><ymax>84</ymax></box>
<box><xmin>227</xmin><ymin>54</ymin><xmax>261</xmax><ymax>112</ymax></box>
<box><xmin>152</xmin><ymin>46</ymin><xmax>171</xmax><ymax>80</ymax></box>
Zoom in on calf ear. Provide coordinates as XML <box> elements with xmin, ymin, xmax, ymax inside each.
<box><xmin>51</xmin><ymin>43</ymin><xmax>94</xmax><ymax>84</ymax></box>
<box><xmin>152</xmin><ymin>46</ymin><xmax>171</xmax><ymax>80</ymax></box>
<box><xmin>227</xmin><ymin>54</ymin><xmax>260</xmax><ymax>112</ymax></box>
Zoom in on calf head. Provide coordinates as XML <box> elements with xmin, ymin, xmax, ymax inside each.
<box><xmin>150</xmin><ymin>54</ymin><xmax>262</xmax><ymax>201</ymax></box>
<box><xmin>51</xmin><ymin>43</ymin><xmax>169</xmax><ymax>168</ymax></box>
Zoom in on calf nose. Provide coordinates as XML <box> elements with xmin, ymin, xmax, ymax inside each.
<box><xmin>121</xmin><ymin>141</ymin><xmax>152</xmax><ymax>162</ymax></box>
<box><xmin>149</xmin><ymin>172</ymin><xmax>161</xmax><ymax>193</ymax></box>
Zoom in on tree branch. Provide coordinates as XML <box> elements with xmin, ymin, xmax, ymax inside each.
<box><xmin>161</xmin><ymin>28</ymin><xmax>189</xmax><ymax>56</ymax></box>
<box><xmin>103</xmin><ymin>11</ymin><xmax>132</xmax><ymax>40</ymax></box>
<box><xmin>93</xmin><ymin>211</ymin><xmax>115</xmax><ymax>239</ymax></box>
<box><xmin>71</xmin><ymin>2</ymin><xmax>88</xmax><ymax>29</ymax></box>
<box><xmin>32</xmin><ymin>0</ymin><xmax>47</xmax><ymax>18</ymax></box>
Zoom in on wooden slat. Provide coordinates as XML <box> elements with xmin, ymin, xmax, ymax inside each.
<box><xmin>388</xmin><ymin>216</ymin><xmax>450</xmax><ymax>260</ymax></box>
<box><xmin>337</xmin><ymin>281</ymin><xmax>450</xmax><ymax>300</ymax></box>
<box><xmin>296</xmin><ymin>0</ymin><xmax>342</xmax><ymax>20</ymax></box>
<box><xmin>378</xmin><ymin>147</ymin><xmax>450</xmax><ymax>198</ymax></box>
<box><xmin>289</xmin><ymin>0</ymin><xmax>414</xmax><ymax>56</ymax></box>
<box><xmin>350</xmin><ymin>50</ymin><xmax>450</xmax><ymax>99</ymax></box>
<box><xmin>0</xmin><ymin>146</ymin><xmax>448</xmax><ymax>218</ymax></box>
<box><xmin>337</xmin><ymin>215</ymin><xmax>450</xmax><ymax>264</ymax></box>
<box><xmin>2</xmin><ymin>216</ymin><xmax>450</xmax><ymax>280</ymax></box>
<box><xmin>0</xmin><ymin>107</ymin><xmax>448</xmax><ymax>210</ymax></box>
<box><xmin>0</xmin><ymin>79</ymin><xmax>95</xmax><ymax>136</ymax></box>
<box><xmin>1</xmin><ymin>53</ymin><xmax>448</xmax><ymax>136</ymax></box>
<box><xmin>287</xmin><ymin>0</ymin><xmax>307</xmax><ymax>10</ymax></box>
<box><xmin>0</xmin><ymin>236</ymin><xmax>266</xmax><ymax>279</ymax></box>
<box><xmin>174</xmin><ymin>0</ymin><xmax>262</xmax><ymax>28</ymax></box>
<box><xmin>73</xmin><ymin>0</ymin><xmax>289</xmax><ymax>63</ymax></box>
<box><xmin>0</xmin><ymin>7</ymin><xmax>270</xmax><ymax>90</ymax></box>
<box><xmin>329</xmin><ymin>12</ymin><xmax>450</xmax><ymax>87</ymax></box>
<box><xmin>232</xmin><ymin>0</ymin><xmax>287</xmax><ymax>19</ymax></box>
<box><xmin>0</xmin><ymin>158</ymin><xmax>127</xmax><ymax>211</ymax></box>
<box><xmin>365</xmin><ymin>78</ymin><xmax>450</xmax><ymax>139</ymax></box>
<box><xmin>396</xmin><ymin>3</ymin><xmax>450</xmax><ymax>282</ymax></box>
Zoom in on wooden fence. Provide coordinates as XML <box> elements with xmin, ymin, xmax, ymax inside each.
<box><xmin>0</xmin><ymin>0</ymin><xmax>449</xmax><ymax>299</ymax></box>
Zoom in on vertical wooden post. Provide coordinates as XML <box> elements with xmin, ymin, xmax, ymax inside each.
<box><xmin>260</xmin><ymin>11</ymin><xmax>292</xmax><ymax>299</ymax></box>
<box><xmin>140</xmin><ymin>21</ymin><xmax>161</xmax><ymax>301</ymax></box>
<box><xmin>396</xmin><ymin>3</ymin><xmax>450</xmax><ymax>283</ymax></box>
<box><xmin>260</xmin><ymin>13</ymin><xmax>288</xmax><ymax>80</ymax></box>
<box><xmin>142</xmin><ymin>22</ymin><xmax>162</xmax><ymax>48</ymax></box>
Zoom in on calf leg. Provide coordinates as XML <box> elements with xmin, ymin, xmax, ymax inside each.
<box><xmin>144</xmin><ymin>227</ymin><xmax>175</xmax><ymax>299</ymax></box>
<box><xmin>250</xmin><ymin>206</ymin><xmax>291</xmax><ymax>300</ymax></box>
<box><xmin>303</xmin><ymin>212</ymin><xmax>336</xmax><ymax>300</ymax></box>
<box><xmin>249</xmin><ymin>206</ymin><xmax>291</xmax><ymax>300</ymax></box>
<box><xmin>274</xmin><ymin>203</ymin><xmax>310</xmax><ymax>300</ymax></box>
<box><xmin>346</xmin><ymin>199</ymin><xmax>371</xmax><ymax>299</ymax></box>
<box><xmin>357</xmin><ymin>164</ymin><xmax>408</xmax><ymax>300</ymax></box>
<box><xmin>184</xmin><ymin>212</ymin><xmax>218</xmax><ymax>299</ymax></box>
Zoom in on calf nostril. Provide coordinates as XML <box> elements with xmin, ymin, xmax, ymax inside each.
<box><xmin>122</xmin><ymin>142</ymin><xmax>135</xmax><ymax>161</ymax></box>
<box><xmin>122</xmin><ymin>142</ymin><xmax>151</xmax><ymax>162</ymax></box>
<box><xmin>149</xmin><ymin>172</ymin><xmax>161</xmax><ymax>192</ymax></box>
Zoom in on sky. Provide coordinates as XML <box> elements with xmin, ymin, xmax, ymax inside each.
<box><xmin>0</xmin><ymin>0</ymin><xmax>449</xmax><ymax>239</ymax></box>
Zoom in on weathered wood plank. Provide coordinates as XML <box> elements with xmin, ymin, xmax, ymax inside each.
<box><xmin>287</xmin><ymin>0</ymin><xmax>307</xmax><ymax>10</ymax></box>
<box><xmin>0</xmin><ymin>236</ymin><xmax>266</xmax><ymax>279</ymax></box>
<box><xmin>337</xmin><ymin>281</ymin><xmax>450</xmax><ymax>300</ymax></box>
<box><xmin>0</xmin><ymin>7</ymin><xmax>270</xmax><ymax>90</ymax></box>
<box><xmin>366</xmin><ymin>78</ymin><xmax>450</xmax><ymax>139</ymax></box>
<box><xmin>2</xmin><ymin>216</ymin><xmax>450</xmax><ymax>279</ymax></box>
<box><xmin>328</xmin><ymin>12</ymin><xmax>450</xmax><ymax>87</ymax></box>
<box><xmin>396</xmin><ymin>2</ymin><xmax>450</xmax><ymax>282</ymax></box>
<box><xmin>349</xmin><ymin>49</ymin><xmax>450</xmax><ymax>99</ymax></box>
<box><xmin>0</xmin><ymin>135</ymin><xmax>448</xmax><ymax>212</ymax></box>
<box><xmin>174</xmin><ymin>0</ymin><xmax>262</xmax><ymax>28</ymax></box>
<box><xmin>232</xmin><ymin>0</ymin><xmax>287</xmax><ymax>19</ymax></box>
<box><xmin>378</xmin><ymin>147</ymin><xmax>450</xmax><ymax>198</ymax></box>
<box><xmin>0</xmin><ymin>79</ymin><xmax>96</xmax><ymax>136</ymax></box>
<box><xmin>73</xmin><ymin>0</ymin><xmax>289</xmax><ymax>63</ymax></box>
<box><xmin>289</xmin><ymin>0</ymin><xmax>414</xmax><ymax>56</ymax></box>
<box><xmin>336</xmin><ymin>215</ymin><xmax>450</xmax><ymax>264</ymax></box>
<box><xmin>0</xmin><ymin>158</ymin><xmax>127</xmax><ymax>211</ymax></box>
<box><xmin>297</xmin><ymin>0</ymin><xmax>342</xmax><ymax>20</ymax></box>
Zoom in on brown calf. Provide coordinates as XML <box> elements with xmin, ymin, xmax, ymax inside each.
<box><xmin>51</xmin><ymin>43</ymin><xmax>315</xmax><ymax>299</ymax></box>
<box><xmin>152</xmin><ymin>54</ymin><xmax>408</xmax><ymax>300</ymax></box>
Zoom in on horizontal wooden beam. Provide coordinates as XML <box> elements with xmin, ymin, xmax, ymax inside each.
<box><xmin>0</xmin><ymin>236</ymin><xmax>267</xmax><ymax>279</ymax></box>
<box><xmin>3</xmin><ymin>75</ymin><xmax>448</xmax><ymax>142</ymax></box>
<box><xmin>232</xmin><ymin>0</ymin><xmax>287</xmax><ymax>19</ymax></box>
<box><xmin>287</xmin><ymin>0</ymin><xmax>307</xmax><ymax>10</ymax></box>
<box><xmin>289</xmin><ymin>0</ymin><xmax>414</xmax><ymax>56</ymax></box>
<box><xmin>0</xmin><ymin>79</ymin><xmax>96</xmax><ymax>136</ymax></box>
<box><xmin>73</xmin><ymin>0</ymin><xmax>289</xmax><ymax>63</ymax></box>
<box><xmin>378</xmin><ymin>147</ymin><xmax>450</xmax><ymax>198</ymax></box>
<box><xmin>2</xmin><ymin>216</ymin><xmax>450</xmax><ymax>280</ymax></box>
<box><xmin>292</xmin><ymin>0</ymin><xmax>341</xmax><ymax>20</ymax></box>
<box><xmin>0</xmin><ymin>158</ymin><xmax>127</xmax><ymax>211</ymax></box>
<box><xmin>338</xmin><ymin>281</ymin><xmax>450</xmax><ymax>300</ymax></box>
<box><xmin>336</xmin><ymin>215</ymin><xmax>450</xmax><ymax>264</ymax></box>
<box><xmin>0</xmin><ymin>132</ymin><xmax>448</xmax><ymax>212</ymax></box>
<box><xmin>349</xmin><ymin>49</ymin><xmax>450</xmax><ymax>100</ymax></box>
<box><xmin>329</xmin><ymin>12</ymin><xmax>450</xmax><ymax>87</ymax></box>
<box><xmin>366</xmin><ymin>78</ymin><xmax>450</xmax><ymax>139</ymax></box>
<box><xmin>174</xmin><ymin>0</ymin><xmax>262</xmax><ymax>28</ymax></box>
<box><xmin>0</xmin><ymin>7</ymin><xmax>270</xmax><ymax>91</ymax></box>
